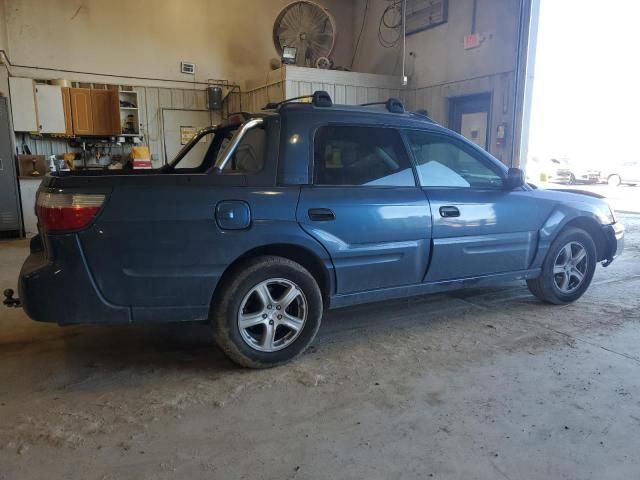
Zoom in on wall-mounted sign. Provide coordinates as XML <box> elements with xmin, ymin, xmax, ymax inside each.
<box><xmin>464</xmin><ymin>33</ymin><xmax>482</xmax><ymax>49</ymax></box>
<box><xmin>180</xmin><ymin>126</ymin><xmax>198</xmax><ymax>145</ymax></box>
<box><xmin>406</xmin><ymin>0</ymin><xmax>449</xmax><ymax>35</ymax></box>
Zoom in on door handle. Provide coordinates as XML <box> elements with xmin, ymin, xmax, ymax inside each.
<box><xmin>439</xmin><ymin>206</ymin><xmax>460</xmax><ymax>218</ymax></box>
<box><xmin>308</xmin><ymin>208</ymin><xmax>336</xmax><ymax>221</ymax></box>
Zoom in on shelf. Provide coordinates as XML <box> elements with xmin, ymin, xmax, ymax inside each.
<box><xmin>19</xmin><ymin>176</ymin><xmax>46</xmax><ymax>181</ymax></box>
<box><xmin>119</xmin><ymin>107</ymin><xmax>138</xmax><ymax>110</ymax></box>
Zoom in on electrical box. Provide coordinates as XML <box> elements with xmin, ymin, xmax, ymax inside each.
<box><xmin>181</xmin><ymin>62</ymin><xmax>195</xmax><ymax>75</ymax></box>
<box><xmin>207</xmin><ymin>86</ymin><xmax>223</xmax><ymax>111</ymax></box>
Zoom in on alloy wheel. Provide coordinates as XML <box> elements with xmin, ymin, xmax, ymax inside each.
<box><xmin>237</xmin><ymin>278</ymin><xmax>308</xmax><ymax>352</ymax></box>
<box><xmin>553</xmin><ymin>241</ymin><xmax>588</xmax><ymax>294</ymax></box>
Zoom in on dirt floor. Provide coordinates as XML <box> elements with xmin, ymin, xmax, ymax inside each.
<box><xmin>0</xmin><ymin>215</ymin><xmax>639</xmax><ymax>480</ymax></box>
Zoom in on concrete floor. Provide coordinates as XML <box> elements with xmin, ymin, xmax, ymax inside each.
<box><xmin>0</xmin><ymin>215</ymin><xmax>639</xmax><ymax>480</ymax></box>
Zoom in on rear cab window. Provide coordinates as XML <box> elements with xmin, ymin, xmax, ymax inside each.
<box><xmin>169</xmin><ymin>119</ymin><xmax>267</xmax><ymax>175</ymax></box>
<box><xmin>314</xmin><ymin>126</ymin><xmax>415</xmax><ymax>187</ymax></box>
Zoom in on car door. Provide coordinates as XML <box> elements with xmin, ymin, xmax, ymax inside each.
<box><xmin>404</xmin><ymin>129</ymin><xmax>547</xmax><ymax>282</ymax></box>
<box><xmin>296</xmin><ymin>125</ymin><xmax>432</xmax><ymax>294</ymax></box>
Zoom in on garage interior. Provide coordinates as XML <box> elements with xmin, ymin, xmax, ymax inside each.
<box><xmin>0</xmin><ymin>0</ymin><xmax>638</xmax><ymax>478</ymax></box>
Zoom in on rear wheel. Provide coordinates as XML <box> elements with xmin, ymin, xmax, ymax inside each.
<box><xmin>607</xmin><ymin>174</ymin><xmax>622</xmax><ymax>187</ymax></box>
<box><xmin>527</xmin><ymin>227</ymin><xmax>596</xmax><ymax>305</ymax></box>
<box><xmin>211</xmin><ymin>256</ymin><xmax>323</xmax><ymax>368</ymax></box>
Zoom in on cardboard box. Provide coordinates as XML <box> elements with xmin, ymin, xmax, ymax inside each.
<box><xmin>17</xmin><ymin>155</ymin><xmax>47</xmax><ymax>177</ymax></box>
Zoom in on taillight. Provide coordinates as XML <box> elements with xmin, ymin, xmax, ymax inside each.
<box><xmin>36</xmin><ymin>191</ymin><xmax>106</xmax><ymax>232</ymax></box>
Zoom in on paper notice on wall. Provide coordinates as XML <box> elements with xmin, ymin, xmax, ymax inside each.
<box><xmin>461</xmin><ymin>112</ymin><xmax>488</xmax><ymax>149</ymax></box>
<box><xmin>180</xmin><ymin>126</ymin><xmax>196</xmax><ymax>145</ymax></box>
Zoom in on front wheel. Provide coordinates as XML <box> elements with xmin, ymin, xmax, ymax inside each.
<box><xmin>527</xmin><ymin>227</ymin><xmax>597</xmax><ymax>305</ymax></box>
<box><xmin>211</xmin><ymin>256</ymin><xmax>323</xmax><ymax>368</ymax></box>
<box><xmin>607</xmin><ymin>174</ymin><xmax>622</xmax><ymax>187</ymax></box>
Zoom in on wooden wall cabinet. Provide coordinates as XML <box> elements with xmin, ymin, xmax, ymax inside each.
<box><xmin>70</xmin><ymin>88</ymin><xmax>94</xmax><ymax>135</ymax></box>
<box><xmin>69</xmin><ymin>88</ymin><xmax>120</xmax><ymax>136</ymax></box>
<box><xmin>61</xmin><ymin>87</ymin><xmax>73</xmax><ymax>136</ymax></box>
<box><xmin>91</xmin><ymin>90</ymin><xmax>120</xmax><ymax>136</ymax></box>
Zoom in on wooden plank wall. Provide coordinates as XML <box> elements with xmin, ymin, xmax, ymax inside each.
<box><xmin>242</xmin><ymin>66</ymin><xmax>403</xmax><ymax>112</ymax></box>
<box><xmin>403</xmin><ymin>71</ymin><xmax>515</xmax><ymax>165</ymax></box>
<box><xmin>242</xmin><ymin>68</ymin><xmax>286</xmax><ymax>113</ymax></box>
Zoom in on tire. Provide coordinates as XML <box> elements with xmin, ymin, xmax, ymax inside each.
<box><xmin>527</xmin><ymin>227</ymin><xmax>597</xmax><ymax>305</ymax></box>
<box><xmin>211</xmin><ymin>256</ymin><xmax>323</xmax><ymax>368</ymax></box>
<box><xmin>607</xmin><ymin>174</ymin><xmax>622</xmax><ymax>187</ymax></box>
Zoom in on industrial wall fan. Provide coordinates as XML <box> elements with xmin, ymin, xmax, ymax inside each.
<box><xmin>273</xmin><ymin>1</ymin><xmax>337</xmax><ymax>67</ymax></box>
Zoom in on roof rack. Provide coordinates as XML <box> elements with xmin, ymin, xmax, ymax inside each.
<box><xmin>411</xmin><ymin>109</ymin><xmax>437</xmax><ymax>123</ymax></box>
<box><xmin>360</xmin><ymin>98</ymin><xmax>405</xmax><ymax>114</ymax></box>
<box><xmin>263</xmin><ymin>90</ymin><xmax>333</xmax><ymax>110</ymax></box>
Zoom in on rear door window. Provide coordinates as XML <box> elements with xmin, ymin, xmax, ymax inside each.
<box><xmin>314</xmin><ymin>126</ymin><xmax>415</xmax><ymax>187</ymax></box>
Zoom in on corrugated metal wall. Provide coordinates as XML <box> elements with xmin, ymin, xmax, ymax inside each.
<box><xmin>21</xmin><ymin>85</ymin><xmax>228</xmax><ymax>167</ymax></box>
<box><xmin>136</xmin><ymin>86</ymin><xmax>213</xmax><ymax>166</ymax></box>
<box><xmin>19</xmin><ymin>68</ymin><xmax>515</xmax><ymax>167</ymax></box>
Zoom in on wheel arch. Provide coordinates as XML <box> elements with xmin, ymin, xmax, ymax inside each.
<box><xmin>211</xmin><ymin>243</ymin><xmax>334</xmax><ymax>309</ymax></box>
<box><xmin>561</xmin><ymin>216</ymin><xmax>607</xmax><ymax>261</ymax></box>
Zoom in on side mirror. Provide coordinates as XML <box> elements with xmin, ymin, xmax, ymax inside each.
<box><xmin>504</xmin><ymin>167</ymin><xmax>525</xmax><ymax>190</ymax></box>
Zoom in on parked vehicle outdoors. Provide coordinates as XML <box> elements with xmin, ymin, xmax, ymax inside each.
<box><xmin>526</xmin><ymin>157</ymin><xmax>561</xmax><ymax>183</ymax></box>
<box><xmin>12</xmin><ymin>92</ymin><xmax>624</xmax><ymax>368</ymax></box>
<box><xmin>604</xmin><ymin>161</ymin><xmax>640</xmax><ymax>186</ymax></box>
<box><xmin>526</xmin><ymin>157</ymin><xmax>600</xmax><ymax>184</ymax></box>
<box><xmin>552</xmin><ymin>158</ymin><xmax>601</xmax><ymax>184</ymax></box>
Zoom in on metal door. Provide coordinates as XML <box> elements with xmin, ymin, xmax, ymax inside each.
<box><xmin>448</xmin><ymin>93</ymin><xmax>491</xmax><ymax>150</ymax></box>
<box><xmin>296</xmin><ymin>125</ymin><xmax>432</xmax><ymax>294</ymax></box>
<box><xmin>297</xmin><ymin>187</ymin><xmax>432</xmax><ymax>293</ymax></box>
<box><xmin>0</xmin><ymin>97</ymin><xmax>21</xmax><ymax>235</ymax></box>
<box><xmin>404</xmin><ymin>128</ymin><xmax>542</xmax><ymax>282</ymax></box>
<box><xmin>424</xmin><ymin>189</ymin><xmax>544</xmax><ymax>281</ymax></box>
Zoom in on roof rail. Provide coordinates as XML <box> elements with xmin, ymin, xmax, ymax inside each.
<box><xmin>411</xmin><ymin>109</ymin><xmax>437</xmax><ymax>123</ymax></box>
<box><xmin>360</xmin><ymin>98</ymin><xmax>405</xmax><ymax>114</ymax></box>
<box><xmin>263</xmin><ymin>90</ymin><xmax>333</xmax><ymax>110</ymax></box>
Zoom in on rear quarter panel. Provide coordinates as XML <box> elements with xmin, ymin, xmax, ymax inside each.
<box><xmin>79</xmin><ymin>184</ymin><xmax>331</xmax><ymax>311</ymax></box>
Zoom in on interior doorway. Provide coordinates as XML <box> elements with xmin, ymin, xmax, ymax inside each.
<box><xmin>448</xmin><ymin>93</ymin><xmax>491</xmax><ymax>150</ymax></box>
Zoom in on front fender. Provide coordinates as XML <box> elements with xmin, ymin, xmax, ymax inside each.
<box><xmin>530</xmin><ymin>206</ymin><xmax>608</xmax><ymax>269</ymax></box>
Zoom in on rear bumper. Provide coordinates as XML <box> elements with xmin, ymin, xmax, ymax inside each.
<box><xmin>18</xmin><ymin>234</ymin><xmax>131</xmax><ymax>325</ymax></box>
<box><xmin>601</xmin><ymin>222</ymin><xmax>624</xmax><ymax>266</ymax></box>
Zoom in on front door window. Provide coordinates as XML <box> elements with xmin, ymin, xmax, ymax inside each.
<box><xmin>406</xmin><ymin>130</ymin><xmax>504</xmax><ymax>189</ymax></box>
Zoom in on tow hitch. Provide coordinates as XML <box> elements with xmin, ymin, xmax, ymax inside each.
<box><xmin>3</xmin><ymin>289</ymin><xmax>21</xmax><ymax>308</ymax></box>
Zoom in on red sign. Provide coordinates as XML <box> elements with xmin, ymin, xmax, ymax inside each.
<box><xmin>464</xmin><ymin>33</ymin><xmax>481</xmax><ymax>49</ymax></box>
